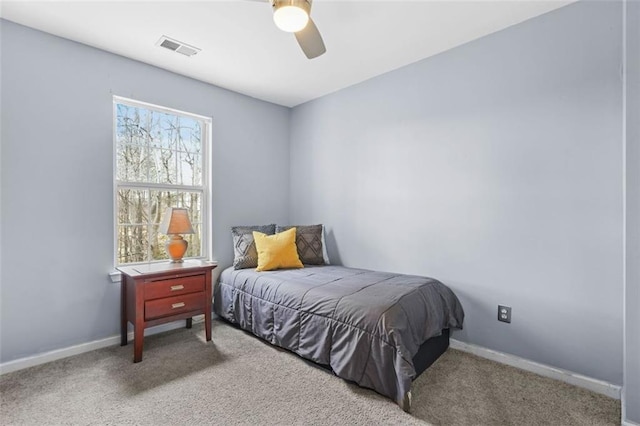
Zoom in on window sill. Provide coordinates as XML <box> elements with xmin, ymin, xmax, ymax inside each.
<box><xmin>109</xmin><ymin>271</ymin><xmax>122</xmax><ymax>283</ymax></box>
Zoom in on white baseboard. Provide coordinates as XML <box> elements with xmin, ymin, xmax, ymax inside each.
<box><xmin>622</xmin><ymin>386</ymin><xmax>640</xmax><ymax>425</ymax></box>
<box><xmin>0</xmin><ymin>316</ymin><xmax>205</xmax><ymax>375</ymax></box>
<box><xmin>450</xmin><ymin>339</ymin><xmax>621</xmax><ymax>400</ymax></box>
<box><xmin>0</xmin><ymin>322</ymin><xmax>624</xmax><ymax>403</ymax></box>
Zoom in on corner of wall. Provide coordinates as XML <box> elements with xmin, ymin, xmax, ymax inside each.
<box><xmin>623</xmin><ymin>0</ymin><xmax>640</xmax><ymax>423</ymax></box>
<box><xmin>285</xmin><ymin>104</ymin><xmax>294</xmax><ymax>225</ymax></box>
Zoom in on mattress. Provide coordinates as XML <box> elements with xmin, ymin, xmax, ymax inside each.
<box><xmin>214</xmin><ymin>265</ymin><xmax>464</xmax><ymax>407</ymax></box>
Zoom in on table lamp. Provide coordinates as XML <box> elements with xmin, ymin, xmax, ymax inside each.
<box><xmin>159</xmin><ymin>207</ymin><xmax>194</xmax><ymax>263</ymax></box>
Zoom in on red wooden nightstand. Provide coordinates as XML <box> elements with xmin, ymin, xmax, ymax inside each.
<box><xmin>117</xmin><ymin>260</ymin><xmax>217</xmax><ymax>362</ymax></box>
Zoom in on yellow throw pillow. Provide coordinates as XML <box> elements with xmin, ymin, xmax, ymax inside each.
<box><xmin>253</xmin><ymin>228</ymin><xmax>304</xmax><ymax>272</ymax></box>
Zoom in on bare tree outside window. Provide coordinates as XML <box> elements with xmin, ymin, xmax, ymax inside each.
<box><xmin>114</xmin><ymin>100</ymin><xmax>209</xmax><ymax>265</ymax></box>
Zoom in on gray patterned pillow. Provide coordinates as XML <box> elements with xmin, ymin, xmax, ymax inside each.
<box><xmin>276</xmin><ymin>224</ymin><xmax>324</xmax><ymax>265</ymax></box>
<box><xmin>232</xmin><ymin>224</ymin><xmax>276</xmax><ymax>269</ymax></box>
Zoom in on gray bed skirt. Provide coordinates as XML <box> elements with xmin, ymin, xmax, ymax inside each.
<box><xmin>214</xmin><ymin>265</ymin><xmax>464</xmax><ymax>409</ymax></box>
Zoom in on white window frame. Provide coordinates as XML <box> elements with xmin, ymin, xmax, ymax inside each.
<box><xmin>112</xmin><ymin>95</ymin><xmax>212</xmax><ymax>267</ymax></box>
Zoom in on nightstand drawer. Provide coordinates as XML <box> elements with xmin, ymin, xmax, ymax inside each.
<box><xmin>145</xmin><ymin>292</ymin><xmax>205</xmax><ymax>320</ymax></box>
<box><xmin>144</xmin><ymin>274</ymin><xmax>205</xmax><ymax>300</ymax></box>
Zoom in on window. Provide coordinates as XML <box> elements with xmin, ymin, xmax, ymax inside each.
<box><xmin>113</xmin><ymin>97</ymin><xmax>211</xmax><ymax>265</ymax></box>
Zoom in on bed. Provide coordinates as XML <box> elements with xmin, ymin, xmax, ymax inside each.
<box><xmin>214</xmin><ymin>265</ymin><xmax>464</xmax><ymax>411</ymax></box>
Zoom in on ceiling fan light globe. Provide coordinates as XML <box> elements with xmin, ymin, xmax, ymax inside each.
<box><xmin>273</xmin><ymin>6</ymin><xmax>309</xmax><ymax>33</ymax></box>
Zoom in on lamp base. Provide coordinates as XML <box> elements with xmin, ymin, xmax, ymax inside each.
<box><xmin>165</xmin><ymin>235</ymin><xmax>188</xmax><ymax>263</ymax></box>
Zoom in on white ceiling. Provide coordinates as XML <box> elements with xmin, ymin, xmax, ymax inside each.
<box><xmin>0</xmin><ymin>0</ymin><xmax>574</xmax><ymax>107</ymax></box>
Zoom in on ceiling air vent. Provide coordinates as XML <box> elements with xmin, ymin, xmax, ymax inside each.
<box><xmin>156</xmin><ymin>36</ymin><xmax>201</xmax><ymax>57</ymax></box>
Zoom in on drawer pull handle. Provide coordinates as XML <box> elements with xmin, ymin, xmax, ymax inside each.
<box><xmin>170</xmin><ymin>285</ymin><xmax>184</xmax><ymax>291</ymax></box>
<box><xmin>171</xmin><ymin>302</ymin><xmax>186</xmax><ymax>309</ymax></box>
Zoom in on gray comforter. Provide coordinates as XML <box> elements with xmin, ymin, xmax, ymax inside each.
<box><xmin>214</xmin><ymin>265</ymin><xmax>464</xmax><ymax>408</ymax></box>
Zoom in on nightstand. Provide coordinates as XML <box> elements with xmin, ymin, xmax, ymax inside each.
<box><xmin>117</xmin><ymin>260</ymin><xmax>217</xmax><ymax>362</ymax></box>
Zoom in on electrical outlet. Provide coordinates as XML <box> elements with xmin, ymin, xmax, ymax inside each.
<box><xmin>498</xmin><ymin>305</ymin><xmax>511</xmax><ymax>323</ymax></box>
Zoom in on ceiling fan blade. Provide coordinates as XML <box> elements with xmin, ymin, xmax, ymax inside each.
<box><xmin>294</xmin><ymin>17</ymin><xmax>326</xmax><ymax>59</ymax></box>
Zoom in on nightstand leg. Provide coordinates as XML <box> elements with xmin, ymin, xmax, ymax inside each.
<box><xmin>205</xmin><ymin>270</ymin><xmax>212</xmax><ymax>342</ymax></box>
<box><xmin>186</xmin><ymin>318</ymin><xmax>192</xmax><ymax>329</ymax></box>
<box><xmin>121</xmin><ymin>323</ymin><xmax>128</xmax><ymax>346</ymax></box>
<box><xmin>205</xmin><ymin>309</ymin><xmax>212</xmax><ymax>342</ymax></box>
<box><xmin>133</xmin><ymin>282</ymin><xmax>144</xmax><ymax>362</ymax></box>
<box><xmin>120</xmin><ymin>279</ymin><xmax>127</xmax><ymax>346</ymax></box>
<box><xmin>133</xmin><ymin>323</ymin><xmax>144</xmax><ymax>363</ymax></box>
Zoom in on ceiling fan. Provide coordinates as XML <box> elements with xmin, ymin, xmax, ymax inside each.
<box><xmin>252</xmin><ymin>0</ymin><xmax>326</xmax><ymax>59</ymax></box>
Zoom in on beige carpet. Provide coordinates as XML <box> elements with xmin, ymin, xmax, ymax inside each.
<box><xmin>0</xmin><ymin>320</ymin><xmax>620</xmax><ymax>425</ymax></box>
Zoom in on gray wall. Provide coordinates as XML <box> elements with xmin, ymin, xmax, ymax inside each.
<box><xmin>289</xmin><ymin>1</ymin><xmax>624</xmax><ymax>384</ymax></box>
<box><xmin>0</xmin><ymin>20</ymin><xmax>290</xmax><ymax>363</ymax></box>
<box><xmin>624</xmin><ymin>0</ymin><xmax>640</xmax><ymax>421</ymax></box>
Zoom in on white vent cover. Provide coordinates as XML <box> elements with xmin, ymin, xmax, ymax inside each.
<box><xmin>156</xmin><ymin>36</ymin><xmax>201</xmax><ymax>57</ymax></box>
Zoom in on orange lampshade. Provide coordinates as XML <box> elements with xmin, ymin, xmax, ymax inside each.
<box><xmin>159</xmin><ymin>208</ymin><xmax>194</xmax><ymax>235</ymax></box>
<box><xmin>159</xmin><ymin>208</ymin><xmax>194</xmax><ymax>263</ymax></box>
